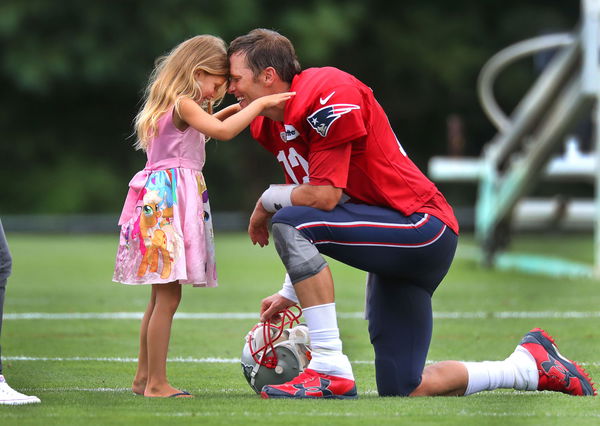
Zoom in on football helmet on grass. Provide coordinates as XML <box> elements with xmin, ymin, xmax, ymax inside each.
<box><xmin>241</xmin><ymin>306</ymin><xmax>311</xmax><ymax>393</ymax></box>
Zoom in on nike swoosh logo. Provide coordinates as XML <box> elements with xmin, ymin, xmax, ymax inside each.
<box><xmin>319</xmin><ymin>91</ymin><xmax>335</xmax><ymax>105</ymax></box>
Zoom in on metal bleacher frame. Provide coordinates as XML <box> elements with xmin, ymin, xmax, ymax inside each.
<box><xmin>428</xmin><ymin>0</ymin><xmax>600</xmax><ymax>277</ymax></box>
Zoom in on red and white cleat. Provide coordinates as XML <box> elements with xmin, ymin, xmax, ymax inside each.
<box><xmin>261</xmin><ymin>368</ymin><xmax>357</xmax><ymax>399</ymax></box>
<box><xmin>519</xmin><ymin>328</ymin><xmax>596</xmax><ymax>396</ymax></box>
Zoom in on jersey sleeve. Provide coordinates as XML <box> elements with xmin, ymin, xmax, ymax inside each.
<box><xmin>304</xmin><ymin>84</ymin><xmax>367</xmax><ymax>152</ymax></box>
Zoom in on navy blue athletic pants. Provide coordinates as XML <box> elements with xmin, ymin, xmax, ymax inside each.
<box><xmin>272</xmin><ymin>203</ymin><xmax>458</xmax><ymax>396</ymax></box>
<box><xmin>0</xmin><ymin>219</ymin><xmax>12</xmax><ymax>375</ymax></box>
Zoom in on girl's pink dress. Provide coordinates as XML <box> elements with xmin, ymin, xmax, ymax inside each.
<box><xmin>113</xmin><ymin>107</ymin><xmax>217</xmax><ymax>287</ymax></box>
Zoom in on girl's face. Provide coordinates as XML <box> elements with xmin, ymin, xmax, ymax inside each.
<box><xmin>195</xmin><ymin>70</ymin><xmax>227</xmax><ymax>102</ymax></box>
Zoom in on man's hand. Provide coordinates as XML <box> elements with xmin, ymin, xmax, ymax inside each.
<box><xmin>248</xmin><ymin>199</ymin><xmax>272</xmax><ymax>247</ymax></box>
<box><xmin>260</xmin><ymin>293</ymin><xmax>296</xmax><ymax>322</ymax></box>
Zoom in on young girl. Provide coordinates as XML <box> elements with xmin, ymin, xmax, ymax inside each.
<box><xmin>113</xmin><ymin>35</ymin><xmax>293</xmax><ymax>398</ymax></box>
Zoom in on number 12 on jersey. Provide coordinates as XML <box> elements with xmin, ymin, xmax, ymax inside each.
<box><xmin>276</xmin><ymin>148</ymin><xmax>310</xmax><ymax>184</ymax></box>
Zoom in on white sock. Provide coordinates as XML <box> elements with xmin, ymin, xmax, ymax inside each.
<box><xmin>463</xmin><ymin>346</ymin><xmax>538</xmax><ymax>395</ymax></box>
<box><xmin>303</xmin><ymin>303</ymin><xmax>354</xmax><ymax>380</ymax></box>
<box><xmin>506</xmin><ymin>345</ymin><xmax>539</xmax><ymax>390</ymax></box>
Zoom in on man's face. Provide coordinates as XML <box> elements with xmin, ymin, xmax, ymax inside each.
<box><xmin>228</xmin><ymin>52</ymin><xmax>268</xmax><ymax>109</ymax></box>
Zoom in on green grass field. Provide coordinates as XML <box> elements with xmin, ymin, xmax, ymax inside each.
<box><xmin>1</xmin><ymin>232</ymin><xmax>599</xmax><ymax>425</ymax></box>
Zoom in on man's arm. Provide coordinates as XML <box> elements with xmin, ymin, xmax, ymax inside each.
<box><xmin>291</xmin><ymin>184</ymin><xmax>342</xmax><ymax>211</ymax></box>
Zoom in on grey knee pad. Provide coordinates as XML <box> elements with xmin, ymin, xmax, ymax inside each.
<box><xmin>272</xmin><ymin>223</ymin><xmax>327</xmax><ymax>284</ymax></box>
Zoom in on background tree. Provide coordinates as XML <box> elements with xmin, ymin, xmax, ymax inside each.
<box><xmin>0</xmin><ymin>0</ymin><xmax>578</xmax><ymax>215</ymax></box>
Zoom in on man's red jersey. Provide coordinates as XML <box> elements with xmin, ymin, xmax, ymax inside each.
<box><xmin>250</xmin><ymin>67</ymin><xmax>458</xmax><ymax>234</ymax></box>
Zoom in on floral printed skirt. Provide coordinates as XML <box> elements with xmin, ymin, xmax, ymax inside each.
<box><xmin>113</xmin><ymin>168</ymin><xmax>217</xmax><ymax>287</ymax></box>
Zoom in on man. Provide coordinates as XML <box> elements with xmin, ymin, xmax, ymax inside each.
<box><xmin>228</xmin><ymin>29</ymin><xmax>596</xmax><ymax>399</ymax></box>
<box><xmin>0</xmin><ymin>219</ymin><xmax>41</xmax><ymax>405</ymax></box>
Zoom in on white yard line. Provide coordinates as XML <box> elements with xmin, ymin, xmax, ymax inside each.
<box><xmin>4</xmin><ymin>311</ymin><xmax>600</xmax><ymax>320</ymax></box>
<box><xmin>4</xmin><ymin>356</ymin><xmax>599</xmax><ymax>368</ymax></box>
<box><xmin>150</xmin><ymin>411</ymin><xmax>600</xmax><ymax>418</ymax></box>
<box><xmin>3</xmin><ymin>356</ymin><xmax>240</xmax><ymax>363</ymax></box>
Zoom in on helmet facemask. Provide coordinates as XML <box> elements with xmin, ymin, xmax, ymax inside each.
<box><xmin>241</xmin><ymin>306</ymin><xmax>311</xmax><ymax>393</ymax></box>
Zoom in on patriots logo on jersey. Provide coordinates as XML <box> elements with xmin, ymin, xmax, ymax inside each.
<box><xmin>306</xmin><ymin>104</ymin><xmax>360</xmax><ymax>137</ymax></box>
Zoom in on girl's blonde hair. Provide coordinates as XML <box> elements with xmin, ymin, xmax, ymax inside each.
<box><xmin>134</xmin><ymin>35</ymin><xmax>228</xmax><ymax>150</ymax></box>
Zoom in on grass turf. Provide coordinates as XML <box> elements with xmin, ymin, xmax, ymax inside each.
<box><xmin>1</xmin><ymin>232</ymin><xmax>599</xmax><ymax>425</ymax></box>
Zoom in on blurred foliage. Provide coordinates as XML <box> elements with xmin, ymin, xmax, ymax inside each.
<box><xmin>0</xmin><ymin>0</ymin><xmax>578</xmax><ymax>214</ymax></box>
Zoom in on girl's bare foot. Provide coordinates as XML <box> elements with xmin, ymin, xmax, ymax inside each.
<box><xmin>132</xmin><ymin>379</ymin><xmax>147</xmax><ymax>396</ymax></box>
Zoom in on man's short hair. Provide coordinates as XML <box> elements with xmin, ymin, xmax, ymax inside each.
<box><xmin>228</xmin><ymin>29</ymin><xmax>301</xmax><ymax>83</ymax></box>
